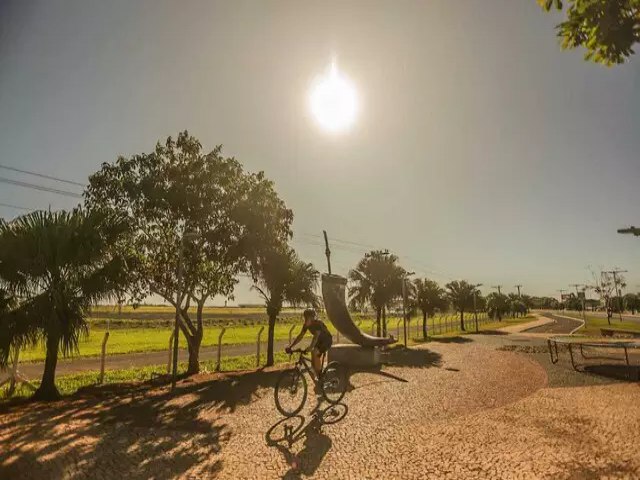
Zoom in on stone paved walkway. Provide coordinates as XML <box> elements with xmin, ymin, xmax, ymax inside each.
<box><xmin>1</xmin><ymin>342</ymin><xmax>639</xmax><ymax>479</ymax></box>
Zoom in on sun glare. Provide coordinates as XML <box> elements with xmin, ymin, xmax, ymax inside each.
<box><xmin>309</xmin><ymin>60</ymin><xmax>358</xmax><ymax>133</ymax></box>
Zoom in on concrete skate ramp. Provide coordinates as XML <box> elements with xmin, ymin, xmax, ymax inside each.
<box><xmin>322</xmin><ymin>273</ymin><xmax>396</xmax><ymax>347</ymax></box>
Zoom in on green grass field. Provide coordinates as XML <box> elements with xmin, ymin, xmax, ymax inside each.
<box><xmin>17</xmin><ymin>311</ymin><xmax>533</xmax><ymax>363</ymax></box>
<box><xmin>559</xmin><ymin>312</ymin><xmax>640</xmax><ymax>336</ymax></box>
<box><xmin>3</xmin><ymin>351</ymin><xmax>293</xmax><ymax>400</ymax></box>
<box><xmin>5</xmin><ymin>313</ymin><xmax>538</xmax><ymax>400</ymax></box>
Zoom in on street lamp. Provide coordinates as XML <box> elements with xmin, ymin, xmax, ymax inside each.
<box><xmin>473</xmin><ymin>283</ymin><xmax>483</xmax><ymax>333</ymax></box>
<box><xmin>172</xmin><ymin>231</ymin><xmax>200</xmax><ymax>390</ymax></box>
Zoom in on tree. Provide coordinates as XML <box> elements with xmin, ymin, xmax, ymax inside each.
<box><xmin>252</xmin><ymin>246</ymin><xmax>318</xmax><ymax>366</ymax></box>
<box><xmin>593</xmin><ymin>271</ymin><xmax>625</xmax><ymax>324</ymax></box>
<box><xmin>85</xmin><ymin>132</ymin><xmax>292</xmax><ymax>374</ymax></box>
<box><xmin>539</xmin><ymin>0</ymin><xmax>640</xmax><ymax>65</ymax></box>
<box><xmin>348</xmin><ymin>251</ymin><xmax>404</xmax><ymax>337</ymax></box>
<box><xmin>486</xmin><ymin>292</ymin><xmax>510</xmax><ymax>321</ymax></box>
<box><xmin>445</xmin><ymin>280</ymin><xmax>478</xmax><ymax>331</ymax></box>
<box><xmin>624</xmin><ymin>293</ymin><xmax>640</xmax><ymax>314</ymax></box>
<box><xmin>412</xmin><ymin>278</ymin><xmax>447</xmax><ymax>339</ymax></box>
<box><xmin>0</xmin><ymin>209</ymin><xmax>130</xmax><ymax>400</ymax></box>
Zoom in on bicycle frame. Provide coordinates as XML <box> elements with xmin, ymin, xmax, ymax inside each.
<box><xmin>291</xmin><ymin>351</ymin><xmax>326</xmax><ymax>383</ymax></box>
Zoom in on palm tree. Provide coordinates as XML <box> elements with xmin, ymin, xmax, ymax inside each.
<box><xmin>0</xmin><ymin>209</ymin><xmax>130</xmax><ymax>401</ymax></box>
<box><xmin>348</xmin><ymin>250</ymin><xmax>404</xmax><ymax>337</ymax></box>
<box><xmin>486</xmin><ymin>292</ymin><xmax>509</xmax><ymax>321</ymax></box>
<box><xmin>253</xmin><ymin>246</ymin><xmax>318</xmax><ymax>366</ymax></box>
<box><xmin>412</xmin><ymin>278</ymin><xmax>447</xmax><ymax>339</ymax></box>
<box><xmin>445</xmin><ymin>280</ymin><xmax>477</xmax><ymax>331</ymax></box>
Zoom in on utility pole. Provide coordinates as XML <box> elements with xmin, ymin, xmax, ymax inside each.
<box><xmin>557</xmin><ymin>289</ymin><xmax>567</xmax><ymax>310</ymax></box>
<box><xmin>491</xmin><ymin>285</ymin><xmax>502</xmax><ymax>295</ymax></box>
<box><xmin>604</xmin><ymin>268</ymin><xmax>627</xmax><ymax>322</ymax></box>
<box><xmin>514</xmin><ymin>284</ymin><xmax>523</xmax><ymax>297</ymax></box>
<box><xmin>570</xmin><ymin>284</ymin><xmax>586</xmax><ymax>321</ymax></box>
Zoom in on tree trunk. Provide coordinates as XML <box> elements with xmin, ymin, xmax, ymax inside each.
<box><xmin>422</xmin><ymin>311</ymin><xmax>428</xmax><ymax>340</ymax></box>
<box><xmin>460</xmin><ymin>310</ymin><xmax>465</xmax><ymax>331</ymax></box>
<box><xmin>33</xmin><ymin>333</ymin><xmax>61</xmax><ymax>401</ymax></box>
<box><xmin>382</xmin><ymin>307</ymin><xmax>387</xmax><ymax>337</ymax></box>
<box><xmin>185</xmin><ymin>302</ymin><xmax>205</xmax><ymax>375</ymax></box>
<box><xmin>266</xmin><ymin>312</ymin><xmax>277</xmax><ymax>367</ymax></box>
<box><xmin>376</xmin><ymin>307</ymin><xmax>382</xmax><ymax>337</ymax></box>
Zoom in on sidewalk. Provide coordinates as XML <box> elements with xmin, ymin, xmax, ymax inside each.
<box><xmin>496</xmin><ymin>315</ymin><xmax>555</xmax><ymax>334</ymax></box>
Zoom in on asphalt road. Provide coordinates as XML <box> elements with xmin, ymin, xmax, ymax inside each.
<box><xmin>525</xmin><ymin>313</ymin><xmax>583</xmax><ymax>334</ymax></box>
<box><xmin>0</xmin><ymin>338</ymin><xmax>294</xmax><ymax>383</ymax></box>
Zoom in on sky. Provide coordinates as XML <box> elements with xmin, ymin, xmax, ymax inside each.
<box><xmin>1</xmin><ymin>0</ymin><xmax>639</xmax><ymax>304</ymax></box>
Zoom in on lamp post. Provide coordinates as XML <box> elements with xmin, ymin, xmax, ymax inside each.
<box><xmin>473</xmin><ymin>283</ymin><xmax>483</xmax><ymax>333</ymax></box>
<box><xmin>172</xmin><ymin>231</ymin><xmax>199</xmax><ymax>391</ymax></box>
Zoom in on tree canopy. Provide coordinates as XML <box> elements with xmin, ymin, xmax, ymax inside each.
<box><xmin>85</xmin><ymin>131</ymin><xmax>293</xmax><ymax>373</ymax></box>
<box><xmin>253</xmin><ymin>245</ymin><xmax>318</xmax><ymax>366</ymax></box>
<box><xmin>0</xmin><ymin>209</ymin><xmax>131</xmax><ymax>400</ymax></box>
<box><xmin>540</xmin><ymin>0</ymin><xmax>640</xmax><ymax>65</ymax></box>
<box><xmin>348</xmin><ymin>250</ymin><xmax>405</xmax><ymax>336</ymax></box>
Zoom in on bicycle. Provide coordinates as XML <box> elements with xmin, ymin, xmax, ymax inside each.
<box><xmin>274</xmin><ymin>348</ymin><xmax>348</xmax><ymax>417</ymax></box>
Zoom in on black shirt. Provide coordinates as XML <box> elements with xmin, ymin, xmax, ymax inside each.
<box><xmin>303</xmin><ymin>319</ymin><xmax>331</xmax><ymax>338</ymax></box>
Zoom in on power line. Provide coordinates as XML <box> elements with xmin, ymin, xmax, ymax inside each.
<box><xmin>0</xmin><ymin>202</ymin><xmax>34</xmax><ymax>212</ymax></box>
<box><xmin>0</xmin><ymin>176</ymin><xmax>83</xmax><ymax>198</ymax></box>
<box><xmin>0</xmin><ymin>164</ymin><xmax>86</xmax><ymax>187</ymax></box>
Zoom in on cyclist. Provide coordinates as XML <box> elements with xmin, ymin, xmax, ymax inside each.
<box><xmin>285</xmin><ymin>308</ymin><xmax>332</xmax><ymax>379</ymax></box>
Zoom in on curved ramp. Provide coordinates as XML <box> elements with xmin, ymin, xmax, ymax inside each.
<box><xmin>322</xmin><ymin>273</ymin><xmax>396</xmax><ymax>347</ymax></box>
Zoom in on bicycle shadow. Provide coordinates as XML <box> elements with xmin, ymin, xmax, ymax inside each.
<box><xmin>265</xmin><ymin>399</ymin><xmax>349</xmax><ymax>479</ymax></box>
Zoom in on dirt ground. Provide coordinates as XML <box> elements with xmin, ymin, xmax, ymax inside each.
<box><xmin>1</xmin><ymin>340</ymin><xmax>639</xmax><ymax>479</ymax></box>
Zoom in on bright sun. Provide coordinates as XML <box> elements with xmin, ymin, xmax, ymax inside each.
<box><xmin>309</xmin><ymin>61</ymin><xmax>358</xmax><ymax>133</ymax></box>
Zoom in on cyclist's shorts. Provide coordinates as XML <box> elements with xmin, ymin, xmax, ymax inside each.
<box><xmin>315</xmin><ymin>333</ymin><xmax>333</xmax><ymax>354</ymax></box>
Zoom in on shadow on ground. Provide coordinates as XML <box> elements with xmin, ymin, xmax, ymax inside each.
<box><xmin>0</xmin><ymin>367</ymin><xmax>287</xmax><ymax>479</ymax></box>
<box><xmin>265</xmin><ymin>399</ymin><xmax>348</xmax><ymax>479</ymax></box>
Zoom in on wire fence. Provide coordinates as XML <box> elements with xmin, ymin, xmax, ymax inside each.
<box><xmin>0</xmin><ymin>311</ymin><xmax>525</xmax><ymax>398</ymax></box>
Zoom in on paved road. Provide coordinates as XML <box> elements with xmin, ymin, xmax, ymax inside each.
<box><xmin>0</xmin><ymin>338</ymin><xmax>293</xmax><ymax>382</ymax></box>
<box><xmin>525</xmin><ymin>313</ymin><xmax>583</xmax><ymax>334</ymax></box>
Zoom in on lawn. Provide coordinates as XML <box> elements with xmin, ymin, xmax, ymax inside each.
<box><xmin>3</xmin><ymin>351</ymin><xmax>294</xmax><ymax>399</ymax></box>
<box><xmin>559</xmin><ymin>312</ymin><xmax>640</xmax><ymax>336</ymax></box>
<box><xmin>17</xmin><ymin>313</ymin><xmax>534</xmax><ymax>363</ymax></box>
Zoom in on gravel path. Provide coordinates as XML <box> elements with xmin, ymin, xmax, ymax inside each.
<box><xmin>2</xmin><ymin>341</ymin><xmax>638</xmax><ymax>479</ymax></box>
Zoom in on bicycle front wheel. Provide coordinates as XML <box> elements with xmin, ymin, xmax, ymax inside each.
<box><xmin>274</xmin><ymin>368</ymin><xmax>307</xmax><ymax>417</ymax></box>
<box><xmin>320</xmin><ymin>361</ymin><xmax>348</xmax><ymax>404</ymax></box>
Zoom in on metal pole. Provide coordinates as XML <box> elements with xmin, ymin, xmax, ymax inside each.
<box><xmin>216</xmin><ymin>327</ymin><xmax>226</xmax><ymax>371</ymax></box>
<box><xmin>256</xmin><ymin>326</ymin><xmax>265</xmax><ymax>367</ymax></box>
<box><xmin>99</xmin><ymin>331</ymin><xmax>110</xmax><ymax>384</ymax></box>
<box><xmin>323</xmin><ymin>230</ymin><xmax>332</xmax><ymax>275</ymax></box>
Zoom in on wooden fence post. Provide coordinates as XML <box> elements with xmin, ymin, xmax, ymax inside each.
<box><xmin>99</xmin><ymin>331</ymin><xmax>110</xmax><ymax>384</ymax></box>
<box><xmin>256</xmin><ymin>326</ymin><xmax>265</xmax><ymax>367</ymax></box>
<box><xmin>167</xmin><ymin>331</ymin><xmax>175</xmax><ymax>374</ymax></box>
<box><xmin>216</xmin><ymin>327</ymin><xmax>226</xmax><ymax>371</ymax></box>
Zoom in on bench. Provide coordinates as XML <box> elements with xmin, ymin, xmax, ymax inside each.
<box><xmin>600</xmin><ymin>328</ymin><xmax>640</xmax><ymax>338</ymax></box>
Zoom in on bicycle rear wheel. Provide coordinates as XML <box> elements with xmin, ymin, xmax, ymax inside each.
<box><xmin>320</xmin><ymin>361</ymin><xmax>348</xmax><ymax>404</ymax></box>
<box><xmin>274</xmin><ymin>369</ymin><xmax>307</xmax><ymax>416</ymax></box>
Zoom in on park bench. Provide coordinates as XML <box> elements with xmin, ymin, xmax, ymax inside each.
<box><xmin>600</xmin><ymin>328</ymin><xmax>640</xmax><ymax>338</ymax></box>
